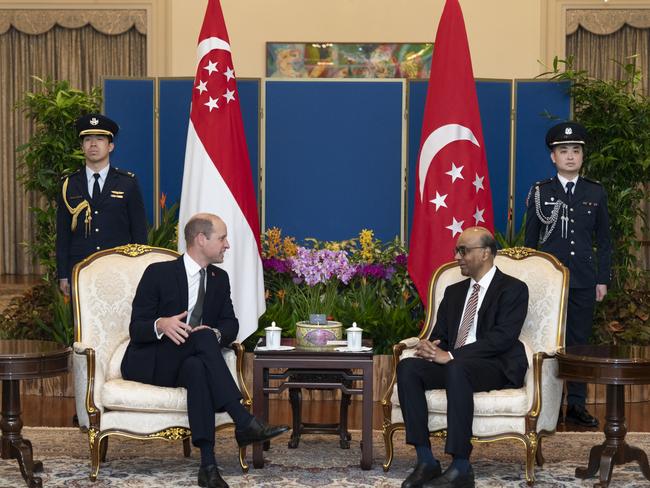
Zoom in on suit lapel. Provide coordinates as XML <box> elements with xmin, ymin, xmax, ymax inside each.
<box><xmin>176</xmin><ymin>256</ymin><xmax>189</xmax><ymax>311</ymax></box>
<box><xmin>551</xmin><ymin>177</ymin><xmax>567</xmax><ymax>205</ymax></box>
<box><xmin>477</xmin><ymin>268</ymin><xmax>503</xmax><ymax>328</ymax></box>
<box><xmin>573</xmin><ymin>176</ymin><xmax>587</xmax><ymax>204</ymax></box>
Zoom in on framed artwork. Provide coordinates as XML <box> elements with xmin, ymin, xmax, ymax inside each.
<box><xmin>266</xmin><ymin>42</ymin><xmax>433</xmax><ymax>79</ymax></box>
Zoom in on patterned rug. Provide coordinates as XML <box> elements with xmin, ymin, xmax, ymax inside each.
<box><xmin>0</xmin><ymin>428</ymin><xmax>648</xmax><ymax>487</ymax></box>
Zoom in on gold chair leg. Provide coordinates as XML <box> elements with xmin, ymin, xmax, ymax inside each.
<box><xmin>382</xmin><ymin>425</ymin><xmax>398</xmax><ymax>472</ymax></box>
<box><xmin>99</xmin><ymin>436</ymin><xmax>108</xmax><ymax>462</ymax></box>
<box><xmin>88</xmin><ymin>429</ymin><xmax>102</xmax><ymax>481</ymax></box>
<box><xmin>239</xmin><ymin>446</ymin><xmax>249</xmax><ymax>473</ymax></box>
<box><xmin>183</xmin><ymin>437</ymin><xmax>191</xmax><ymax>457</ymax></box>
<box><xmin>535</xmin><ymin>435</ymin><xmax>545</xmax><ymax>466</ymax></box>
<box><xmin>524</xmin><ymin>433</ymin><xmax>537</xmax><ymax>486</ymax></box>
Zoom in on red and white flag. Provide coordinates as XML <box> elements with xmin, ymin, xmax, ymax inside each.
<box><xmin>408</xmin><ymin>0</ymin><xmax>494</xmax><ymax>306</ymax></box>
<box><xmin>178</xmin><ymin>0</ymin><xmax>265</xmax><ymax>341</ymax></box>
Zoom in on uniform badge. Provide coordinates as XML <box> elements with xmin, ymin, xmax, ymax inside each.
<box><xmin>565</xmin><ymin>127</ymin><xmax>572</xmax><ymax>135</ymax></box>
<box><xmin>90</xmin><ymin>117</ymin><xmax>99</xmax><ymax>126</ymax></box>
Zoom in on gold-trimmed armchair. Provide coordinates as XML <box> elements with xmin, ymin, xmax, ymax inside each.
<box><xmin>381</xmin><ymin>247</ymin><xmax>568</xmax><ymax>485</ymax></box>
<box><xmin>71</xmin><ymin>244</ymin><xmax>251</xmax><ymax>480</ymax></box>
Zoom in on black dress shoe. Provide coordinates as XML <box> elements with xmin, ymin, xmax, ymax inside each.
<box><xmin>430</xmin><ymin>465</ymin><xmax>475</xmax><ymax>488</ymax></box>
<box><xmin>198</xmin><ymin>464</ymin><xmax>229</xmax><ymax>488</ymax></box>
<box><xmin>566</xmin><ymin>404</ymin><xmax>599</xmax><ymax>427</ymax></box>
<box><xmin>235</xmin><ymin>417</ymin><xmax>289</xmax><ymax>447</ymax></box>
<box><xmin>401</xmin><ymin>462</ymin><xmax>442</xmax><ymax>488</ymax></box>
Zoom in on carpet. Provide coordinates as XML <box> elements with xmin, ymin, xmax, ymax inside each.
<box><xmin>0</xmin><ymin>428</ymin><xmax>648</xmax><ymax>487</ymax></box>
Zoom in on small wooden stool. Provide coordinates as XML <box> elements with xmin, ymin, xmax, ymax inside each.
<box><xmin>286</xmin><ymin>369</ymin><xmax>353</xmax><ymax>449</ymax></box>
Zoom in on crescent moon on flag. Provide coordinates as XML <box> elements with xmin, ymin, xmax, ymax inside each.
<box><xmin>197</xmin><ymin>37</ymin><xmax>231</xmax><ymax>60</ymax></box>
<box><xmin>418</xmin><ymin>123</ymin><xmax>480</xmax><ymax>200</ymax></box>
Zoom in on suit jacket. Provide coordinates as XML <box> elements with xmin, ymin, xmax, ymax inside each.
<box><xmin>524</xmin><ymin>175</ymin><xmax>611</xmax><ymax>288</ymax></box>
<box><xmin>56</xmin><ymin>166</ymin><xmax>148</xmax><ymax>280</ymax></box>
<box><xmin>430</xmin><ymin>268</ymin><xmax>529</xmax><ymax>388</ymax></box>
<box><xmin>121</xmin><ymin>256</ymin><xmax>239</xmax><ymax>385</ymax></box>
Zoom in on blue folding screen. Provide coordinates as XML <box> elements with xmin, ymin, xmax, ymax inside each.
<box><xmin>513</xmin><ymin>80</ymin><xmax>571</xmax><ymax>230</ymax></box>
<box><xmin>104</xmin><ymin>78</ymin><xmax>155</xmax><ymax>224</ymax></box>
<box><xmin>407</xmin><ymin>80</ymin><xmax>512</xmax><ymax>236</ymax></box>
<box><xmin>265</xmin><ymin>81</ymin><xmax>404</xmax><ymax>243</ymax></box>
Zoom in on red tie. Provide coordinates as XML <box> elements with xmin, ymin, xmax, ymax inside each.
<box><xmin>455</xmin><ymin>283</ymin><xmax>481</xmax><ymax>349</ymax></box>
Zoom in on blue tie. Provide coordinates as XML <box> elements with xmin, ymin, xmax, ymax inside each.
<box><xmin>565</xmin><ymin>182</ymin><xmax>574</xmax><ymax>205</ymax></box>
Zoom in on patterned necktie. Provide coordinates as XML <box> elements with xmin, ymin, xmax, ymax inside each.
<box><xmin>92</xmin><ymin>173</ymin><xmax>101</xmax><ymax>203</ymax></box>
<box><xmin>565</xmin><ymin>181</ymin><xmax>574</xmax><ymax>205</ymax></box>
<box><xmin>455</xmin><ymin>283</ymin><xmax>481</xmax><ymax>349</ymax></box>
<box><xmin>188</xmin><ymin>268</ymin><xmax>206</xmax><ymax>327</ymax></box>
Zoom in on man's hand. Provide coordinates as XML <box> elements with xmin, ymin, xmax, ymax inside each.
<box><xmin>596</xmin><ymin>284</ymin><xmax>607</xmax><ymax>302</ymax></box>
<box><xmin>156</xmin><ymin>311</ymin><xmax>191</xmax><ymax>345</ymax></box>
<box><xmin>59</xmin><ymin>279</ymin><xmax>70</xmax><ymax>296</ymax></box>
<box><xmin>414</xmin><ymin>339</ymin><xmax>452</xmax><ymax>364</ymax></box>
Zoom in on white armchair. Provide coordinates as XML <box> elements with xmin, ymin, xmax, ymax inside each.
<box><xmin>381</xmin><ymin>247</ymin><xmax>568</xmax><ymax>485</ymax></box>
<box><xmin>72</xmin><ymin>244</ymin><xmax>250</xmax><ymax>481</ymax></box>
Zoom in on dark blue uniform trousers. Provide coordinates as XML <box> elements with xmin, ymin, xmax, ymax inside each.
<box><xmin>566</xmin><ymin>287</ymin><xmax>596</xmax><ymax>406</ymax></box>
<box><xmin>397</xmin><ymin>356</ymin><xmax>508</xmax><ymax>458</ymax></box>
<box><xmin>152</xmin><ymin>329</ymin><xmax>242</xmax><ymax>445</ymax></box>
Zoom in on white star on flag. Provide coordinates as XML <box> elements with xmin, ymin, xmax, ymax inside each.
<box><xmin>195</xmin><ymin>80</ymin><xmax>208</xmax><ymax>94</ymax></box>
<box><xmin>446</xmin><ymin>217</ymin><xmax>464</xmax><ymax>237</ymax></box>
<box><xmin>473</xmin><ymin>206</ymin><xmax>485</xmax><ymax>224</ymax></box>
<box><xmin>473</xmin><ymin>173</ymin><xmax>484</xmax><ymax>192</ymax></box>
<box><xmin>204</xmin><ymin>96</ymin><xmax>219</xmax><ymax>112</ymax></box>
<box><xmin>429</xmin><ymin>191</ymin><xmax>448</xmax><ymax>211</ymax></box>
<box><xmin>224</xmin><ymin>66</ymin><xmax>235</xmax><ymax>82</ymax></box>
<box><xmin>223</xmin><ymin>88</ymin><xmax>236</xmax><ymax>103</ymax></box>
<box><xmin>445</xmin><ymin>162</ymin><xmax>464</xmax><ymax>183</ymax></box>
<box><xmin>203</xmin><ymin>60</ymin><xmax>219</xmax><ymax>75</ymax></box>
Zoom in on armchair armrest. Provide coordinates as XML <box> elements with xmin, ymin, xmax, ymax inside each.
<box><xmin>72</xmin><ymin>342</ymin><xmax>104</xmax><ymax>430</ymax></box>
<box><xmin>524</xmin><ymin>351</ymin><xmax>561</xmax><ymax>433</ymax></box>
<box><xmin>380</xmin><ymin>340</ymin><xmax>411</xmax><ymax>423</ymax></box>
<box><xmin>230</xmin><ymin>342</ymin><xmax>251</xmax><ymax>409</ymax></box>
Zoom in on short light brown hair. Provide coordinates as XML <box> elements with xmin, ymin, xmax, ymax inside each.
<box><xmin>184</xmin><ymin>215</ymin><xmax>216</xmax><ymax>246</ymax></box>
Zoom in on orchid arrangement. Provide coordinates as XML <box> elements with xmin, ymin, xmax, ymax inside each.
<box><xmin>253</xmin><ymin>227</ymin><xmax>424</xmax><ymax>353</ymax></box>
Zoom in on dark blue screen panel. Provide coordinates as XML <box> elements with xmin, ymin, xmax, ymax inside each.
<box><xmin>514</xmin><ymin>80</ymin><xmax>571</xmax><ymax>230</ymax></box>
<box><xmin>265</xmin><ymin>81</ymin><xmax>403</xmax><ymax>242</ymax></box>
<box><xmin>158</xmin><ymin>78</ymin><xmax>261</xmax><ymax>214</ymax></box>
<box><xmin>103</xmin><ymin>78</ymin><xmax>155</xmax><ymax>224</ymax></box>
<box><xmin>406</xmin><ymin>80</ymin><xmax>512</xmax><ymax>237</ymax></box>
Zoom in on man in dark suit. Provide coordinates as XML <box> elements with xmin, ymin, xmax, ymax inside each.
<box><xmin>56</xmin><ymin>113</ymin><xmax>148</xmax><ymax>296</ymax></box>
<box><xmin>525</xmin><ymin>121</ymin><xmax>611</xmax><ymax>428</ymax></box>
<box><xmin>398</xmin><ymin>227</ymin><xmax>529</xmax><ymax>488</ymax></box>
<box><xmin>121</xmin><ymin>213</ymin><xmax>288</xmax><ymax>488</ymax></box>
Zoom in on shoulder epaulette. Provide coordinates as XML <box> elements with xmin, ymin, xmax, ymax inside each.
<box><xmin>535</xmin><ymin>177</ymin><xmax>554</xmax><ymax>187</ymax></box>
<box><xmin>61</xmin><ymin>168</ymin><xmax>81</xmax><ymax>181</ymax></box>
<box><xmin>581</xmin><ymin>176</ymin><xmax>602</xmax><ymax>186</ymax></box>
<box><xmin>114</xmin><ymin>167</ymin><xmax>136</xmax><ymax>178</ymax></box>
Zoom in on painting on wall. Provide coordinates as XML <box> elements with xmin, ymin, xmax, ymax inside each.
<box><xmin>266</xmin><ymin>42</ymin><xmax>433</xmax><ymax>79</ymax></box>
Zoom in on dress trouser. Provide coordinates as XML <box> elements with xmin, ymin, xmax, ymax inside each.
<box><xmin>152</xmin><ymin>328</ymin><xmax>242</xmax><ymax>445</ymax></box>
<box><xmin>566</xmin><ymin>287</ymin><xmax>596</xmax><ymax>406</ymax></box>
<box><xmin>396</xmin><ymin>356</ymin><xmax>508</xmax><ymax>458</ymax></box>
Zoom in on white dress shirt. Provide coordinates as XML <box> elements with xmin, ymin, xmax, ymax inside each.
<box><xmin>85</xmin><ymin>164</ymin><xmax>110</xmax><ymax>196</ymax></box>
<box><xmin>154</xmin><ymin>253</ymin><xmax>206</xmax><ymax>339</ymax></box>
<box><xmin>557</xmin><ymin>173</ymin><xmax>578</xmax><ymax>195</ymax></box>
<box><xmin>458</xmin><ymin>265</ymin><xmax>497</xmax><ymax>346</ymax></box>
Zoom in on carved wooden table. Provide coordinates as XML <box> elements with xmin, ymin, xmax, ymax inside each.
<box><xmin>0</xmin><ymin>340</ymin><xmax>71</xmax><ymax>487</ymax></box>
<box><xmin>557</xmin><ymin>345</ymin><xmax>650</xmax><ymax>487</ymax></box>
<box><xmin>253</xmin><ymin>338</ymin><xmax>373</xmax><ymax>469</ymax></box>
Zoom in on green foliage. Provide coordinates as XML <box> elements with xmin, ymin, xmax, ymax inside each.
<box><xmin>495</xmin><ymin>215</ymin><xmax>526</xmax><ymax>249</ymax></box>
<box><xmin>34</xmin><ymin>282</ymin><xmax>74</xmax><ymax>345</ymax></box>
<box><xmin>541</xmin><ymin>57</ymin><xmax>650</xmax><ymax>290</ymax></box>
<box><xmin>148</xmin><ymin>194</ymin><xmax>179</xmax><ymax>250</ymax></box>
<box><xmin>16</xmin><ymin>76</ymin><xmax>102</xmax><ymax>281</ymax></box>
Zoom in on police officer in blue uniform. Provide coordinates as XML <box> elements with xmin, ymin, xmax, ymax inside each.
<box><xmin>525</xmin><ymin>121</ymin><xmax>611</xmax><ymax>427</ymax></box>
<box><xmin>56</xmin><ymin>114</ymin><xmax>148</xmax><ymax>295</ymax></box>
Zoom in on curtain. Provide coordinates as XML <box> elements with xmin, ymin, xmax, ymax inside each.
<box><xmin>566</xmin><ymin>12</ymin><xmax>650</xmax><ymax>271</ymax></box>
<box><xmin>0</xmin><ymin>11</ymin><xmax>146</xmax><ymax>275</ymax></box>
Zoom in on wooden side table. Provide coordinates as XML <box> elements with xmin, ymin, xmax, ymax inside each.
<box><xmin>252</xmin><ymin>338</ymin><xmax>373</xmax><ymax>469</ymax></box>
<box><xmin>557</xmin><ymin>345</ymin><xmax>650</xmax><ymax>487</ymax></box>
<box><xmin>0</xmin><ymin>340</ymin><xmax>71</xmax><ymax>488</ymax></box>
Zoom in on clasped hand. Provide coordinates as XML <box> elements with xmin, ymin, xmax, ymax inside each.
<box><xmin>414</xmin><ymin>339</ymin><xmax>452</xmax><ymax>364</ymax></box>
<box><xmin>157</xmin><ymin>311</ymin><xmax>210</xmax><ymax>345</ymax></box>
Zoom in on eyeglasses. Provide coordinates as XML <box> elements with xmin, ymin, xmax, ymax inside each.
<box><xmin>454</xmin><ymin>246</ymin><xmax>487</xmax><ymax>257</ymax></box>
